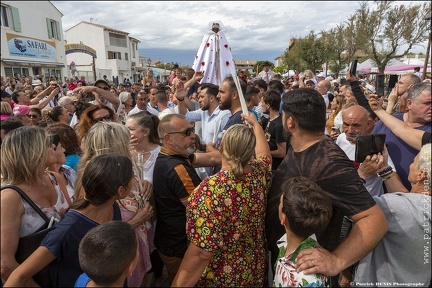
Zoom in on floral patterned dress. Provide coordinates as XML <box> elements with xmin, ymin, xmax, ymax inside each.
<box><xmin>186</xmin><ymin>156</ymin><xmax>272</xmax><ymax>287</ymax></box>
<box><xmin>273</xmin><ymin>234</ymin><xmax>329</xmax><ymax>287</ymax></box>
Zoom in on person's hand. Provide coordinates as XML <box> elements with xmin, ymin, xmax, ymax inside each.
<box><xmin>130</xmin><ymin>134</ymin><xmax>139</xmax><ymax>150</ymax></box>
<box><xmin>295</xmin><ymin>247</ymin><xmax>341</xmax><ymax>276</ymax></box>
<box><xmin>49</xmin><ymin>87</ymin><xmax>60</xmax><ymax>97</ymax></box>
<box><xmin>376</xmin><ymin>145</ymin><xmax>390</xmax><ymax>174</ymax></box>
<box><xmin>330</xmin><ymin>127</ymin><xmax>340</xmax><ymax>141</ymax></box>
<box><xmin>176</xmin><ymin>88</ymin><xmax>187</xmax><ymax>101</ymax></box>
<box><xmin>194</xmin><ymin>71</ymin><xmax>204</xmax><ymax>82</ymax></box>
<box><xmin>358</xmin><ymin>153</ymin><xmax>384</xmax><ymax>179</ymax></box>
<box><xmin>346</xmin><ymin>70</ymin><xmax>357</xmax><ymax>83</ymax></box>
<box><xmin>368</xmin><ymin>95</ymin><xmax>382</xmax><ymax>112</ymax></box>
<box><xmin>338</xmin><ymin>268</ymin><xmax>353</xmax><ymax>287</ymax></box>
<box><xmin>205</xmin><ymin>142</ymin><xmax>218</xmax><ymax>152</ymax></box>
<box><xmin>129</xmin><ymin>204</ymin><xmax>153</xmax><ymax>227</ymax></box>
<box><xmin>140</xmin><ymin>180</ymin><xmax>153</xmax><ymax>201</ymax></box>
<box><xmin>241</xmin><ymin>112</ymin><xmax>258</xmax><ymax>127</ymax></box>
<box><xmin>387</xmin><ymin>87</ymin><xmax>398</xmax><ymax>104</ymax></box>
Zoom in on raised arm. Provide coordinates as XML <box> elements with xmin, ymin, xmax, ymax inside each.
<box><xmin>346</xmin><ymin>71</ymin><xmax>369</xmax><ymax>109</ymax></box>
<box><xmin>175</xmin><ymin>88</ymin><xmax>193</xmax><ymax>114</ymax></box>
<box><xmin>369</xmin><ymin>95</ymin><xmax>426</xmax><ymax>151</ymax></box>
<box><xmin>30</xmin><ymin>87</ymin><xmax>58</xmax><ymax>110</ymax></box>
<box><xmin>184</xmin><ymin>71</ymin><xmax>203</xmax><ymax>90</ymax></box>
<box><xmin>242</xmin><ymin>112</ymin><xmax>271</xmax><ymax>160</ymax></box>
<box><xmin>29</xmin><ymin>86</ymin><xmax>51</xmax><ymax>105</ymax></box>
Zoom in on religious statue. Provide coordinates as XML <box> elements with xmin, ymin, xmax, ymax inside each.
<box><xmin>192</xmin><ymin>20</ymin><xmax>236</xmax><ymax>86</ymax></box>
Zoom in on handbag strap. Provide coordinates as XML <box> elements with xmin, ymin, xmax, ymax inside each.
<box><xmin>1</xmin><ymin>185</ymin><xmax>50</xmax><ymax>223</ymax></box>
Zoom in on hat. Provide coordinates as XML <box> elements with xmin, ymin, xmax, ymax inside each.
<box><xmin>316</xmin><ymin>72</ymin><xmax>325</xmax><ymax>78</ymax></box>
<box><xmin>32</xmin><ymin>79</ymin><xmax>43</xmax><ymax>86</ymax></box>
<box><xmin>124</xmin><ymin>82</ymin><xmax>132</xmax><ymax>87</ymax></box>
<box><xmin>13</xmin><ymin>105</ymin><xmax>31</xmax><ymax>116</ymax></box>
<box><xmin>94</xmin><ymin>79</ymin><xmax>110</xmax><ymax>87</ymax></box>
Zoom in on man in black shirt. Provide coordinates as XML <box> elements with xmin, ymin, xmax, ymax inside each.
<box><xmin>266</xmin><ymin>88</ymin><xmax>387</xmax><ymax>282</ymax></box>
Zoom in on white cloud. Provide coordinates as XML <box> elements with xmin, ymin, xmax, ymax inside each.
<box><xmin>53</xmin><ymin>1</ymin><xmax>429</xmax><ymax>56</ymax></box>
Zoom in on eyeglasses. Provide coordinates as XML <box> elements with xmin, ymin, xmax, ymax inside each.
<box><xmin>167</xmin><ymin>127</ymin><xmax>194</xmax><ymax>136</ymax></box>
<box><xmin>93</xmin><ymin>115</ymin><xmax>112</xmax><ymax>122</ymax></box>
<box><xmin>97</xmin><ymin>86</ymin><xmax>110</xmax><ymax>91</ymax></box>
<box><xmin>47</xmin><ymin>134</ymin><xmax>60</xmax><ymax>150</ymax></box>
<box><xmin>27</xmin><ymin>114</ymin><xmax>39</xmax><ymax>118</ymax></box>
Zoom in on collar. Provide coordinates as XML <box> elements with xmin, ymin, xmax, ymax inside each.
<box><xmin>160</xmin><ymin>146</ymin><xmax>196</xmax><ymax>163</ymax></box>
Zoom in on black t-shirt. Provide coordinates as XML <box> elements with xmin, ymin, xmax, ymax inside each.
<box><xmin>266</xmin><ymin>137</ymin><xmax>376</xmax><ymax>267</ymax></box>
<box><xmin>261</xmin><ymin>115</ymin><xmax>287</xmax><ymax>170</ymax></box>
<box><xmin>153</xmin><ymin>148</ymin><xmax>202</xmax><ymax>257</ymax></box>
<box><xmin>223</xmin><ymin>110</ymin><xmax>244</xmax><ymax>131</ymax></box>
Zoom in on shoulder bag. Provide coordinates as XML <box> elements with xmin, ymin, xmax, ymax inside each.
<box><xmin>1</xmin><ymin>185</ymin><xmax>54</xmax><ymax>287</ymax></box>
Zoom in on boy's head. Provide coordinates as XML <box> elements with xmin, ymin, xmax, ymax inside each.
<box><xmin>78</xmin><ymin>221</ymin><xmax>138</xmax><ymax>286</ymax></box>
<box><xmin>279</xmin><ymin>176</ymin><xmax>333</xmax><ymax>238</ymax></box>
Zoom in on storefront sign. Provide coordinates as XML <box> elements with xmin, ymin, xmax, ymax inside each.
<box><xmin>7</xmin><ymin>33</ymin><xmax>57</xmax><ymax>60</ymax></box>
<box><xmin>65</xmin><ymin>43</ymin><xmax>97</xmax><ymax>58</ymax></box>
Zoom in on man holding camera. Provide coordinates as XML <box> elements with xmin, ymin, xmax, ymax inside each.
<box><xmin>335</xmin><ymin>105</ymin><xmax>406</xmax><ymax>196</ymax></box>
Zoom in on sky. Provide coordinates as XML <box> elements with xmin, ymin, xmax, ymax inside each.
<box><xmin>52</xmin><ymin>1</ymin><xmax>429</xmax><ymax>66</ymax></box>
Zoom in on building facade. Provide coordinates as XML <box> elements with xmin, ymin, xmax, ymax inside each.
<box><xmin>65</xmin><ymin>21</ymin><xmax>140</xmax><ymax>84</ymax></box>
<box><xmin>1</xmin><ymin>1</ymin><xmax>67</xmax><ymax>82</ymax></box>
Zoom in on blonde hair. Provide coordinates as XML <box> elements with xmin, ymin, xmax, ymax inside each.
<box><xmin>1</xmin><ymin>126</ymin><xmax>47</xmax><ymax>185</ymax></box>
<box><xmin>0</xmin><ymin>101</ymin><xmax>12</xmax><ymax>116</ymax></box>
<box><xmin>220</xmin><ymin>124</ymin><xmax>256</xmax><ymax>179</ymax></box>
<box><xmin>119</xmin><ymin>92</ymin><xmax>131</xmax><ymax>103</ymax></box>
<box><xmin>418</xmin><ymin>143</ymin><xmax>431</xmax><ymax>191</ymax></box>
<box><xmin>75</xmin><ymin>122</ymin><xmax>134</xmax><ymax>199</ymax></box>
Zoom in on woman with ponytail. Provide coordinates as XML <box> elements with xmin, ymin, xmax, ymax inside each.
<box><xmin>172</xmin><ymin>112</ymin><xmax>272</xmax><ymax>287</ymax></box>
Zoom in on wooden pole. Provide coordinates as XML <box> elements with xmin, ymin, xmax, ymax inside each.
<box><xmin>92</xmin><ymin>57</ymin><xmax>96</xmax><ymax>82</ymax></box>
<box><xmin>422</xmin><ymin>31</ymin><xmax>431</xmax><ymax>81</ymax></box>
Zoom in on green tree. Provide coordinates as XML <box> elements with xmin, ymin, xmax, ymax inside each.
<box><xmin>354</xmin><ymin>1</ymin><xmax>431</xmax><ymax>74</ymax></box>
<box><xmin>253</xmin><ymin>61</ymin><xmax>274</xmax><ymax>76</ymax></box>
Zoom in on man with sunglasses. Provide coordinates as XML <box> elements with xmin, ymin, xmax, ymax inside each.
<box><xmin>153</xmin><ymin>114</ymin><xmax>221</xmax><ymax>284</ymax></box>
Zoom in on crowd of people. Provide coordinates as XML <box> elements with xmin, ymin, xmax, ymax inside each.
<box><xmin>0</xmin><ymin>63</ymin><xmax>431</xmax><ymax>287</ymax></box>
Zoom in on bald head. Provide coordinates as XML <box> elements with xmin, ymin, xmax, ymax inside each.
<box><xmin>342</xmin><ymin>105</ymin><xmax>371</xmax><ymax>142</ymax></box>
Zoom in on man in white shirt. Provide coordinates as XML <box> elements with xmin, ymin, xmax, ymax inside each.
<box><xmin>176</xmin><ymin>83</ymin><xmax>231</xmax><ymax>145</ymax></box>
<box><xmin>335</xmin><ymin>105</ymin><xmax>407</xmax><ymax>196</ymax></box>
<box><xmin>257</xmin><ymin>61</ymin><xmax>275</xmax><ymax>84</ymax></box>
<box><xmin>128</xmin><ymin>90</ymin><xmax>159</xmax><ymax>117</ymax></box>
<box><xmin>156</xmin><ymin>90</ymin><xmax>175</xmax><ymax>120</ymax></box>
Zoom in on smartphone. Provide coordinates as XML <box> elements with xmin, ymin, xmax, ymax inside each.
<box><xmin>350</xmin><ymin>59</ymin><xmax>358</xmax><ymax>77</ymax></box>
<box><xmin>355</xmin><ymin>134</ymin><xmax>386</xmax><ymax>163</ymax></box>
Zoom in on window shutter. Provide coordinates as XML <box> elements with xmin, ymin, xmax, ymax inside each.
<box><xmin>11</xmin><ymin>6</ymin><xmax>21</xmax><ymax>32</ymax></box>
<box><xmin>46</xmin><ymin>18</ymin><xmax>52</xmax><ymax>38</ymax></box>
<box><xmin>56</xmin><ymin>20</ymin><xmax>61</xmax><ymax>40</ymax></box>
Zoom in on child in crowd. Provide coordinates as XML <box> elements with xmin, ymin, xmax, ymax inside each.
<box><xmin>274</xmin><ymin>176</ymin><xmax>333</xmax><ymax>287</ymax></box>
<box><xmin>75</xmin><ymin>221</ymin><xmax>139</xmax><ymax>287</ymax></box>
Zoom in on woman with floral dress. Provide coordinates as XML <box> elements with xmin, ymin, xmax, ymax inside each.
<box><xmin>172</xmin><ymin>112</ymin><xmax>272</xmax><ymax>287</ymax></box>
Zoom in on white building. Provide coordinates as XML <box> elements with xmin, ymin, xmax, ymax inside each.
<box><xmin>1</xmin><ymin>1</ymin><xmax>67</xmax><ymax>82</ymax></box>
<box><xmin>65</xmin><ymin>21</ymin><xmax>140</xmax><ymax>84</ymax></box>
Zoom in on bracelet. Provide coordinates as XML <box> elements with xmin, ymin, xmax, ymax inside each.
<box><xmin>177</xmin><ymin>98</ymin><xmax>184</xmax><ymax>101</ymax></box>
<box><xmin>378</xmin><ymin>166</ymin><xmax>392</xmax><ymax>177</ymax></box>
<box><xmin>381</xmin><ymin>172</ymin><xmax>394</xmax><ymax>182</ymax></box>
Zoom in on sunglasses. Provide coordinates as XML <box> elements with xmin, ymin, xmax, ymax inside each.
<box><xmin>167</xmin><ymin>127</ymin><xmax>194</xmax><ymax>136</ymax></box>
<box><xmin>47</xmin><ymin>134</ymin><xmax>60</xmax><ymax>150</ymax></box>
<box><xmin>93</xmin><ymin>115</ymin><xmax>112</xmax><ymax>122</ymax></box>
<box><xmin>26</xmin><ymin>114</ymin><xmax>39</xmax><ymax>118</ymax></box>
